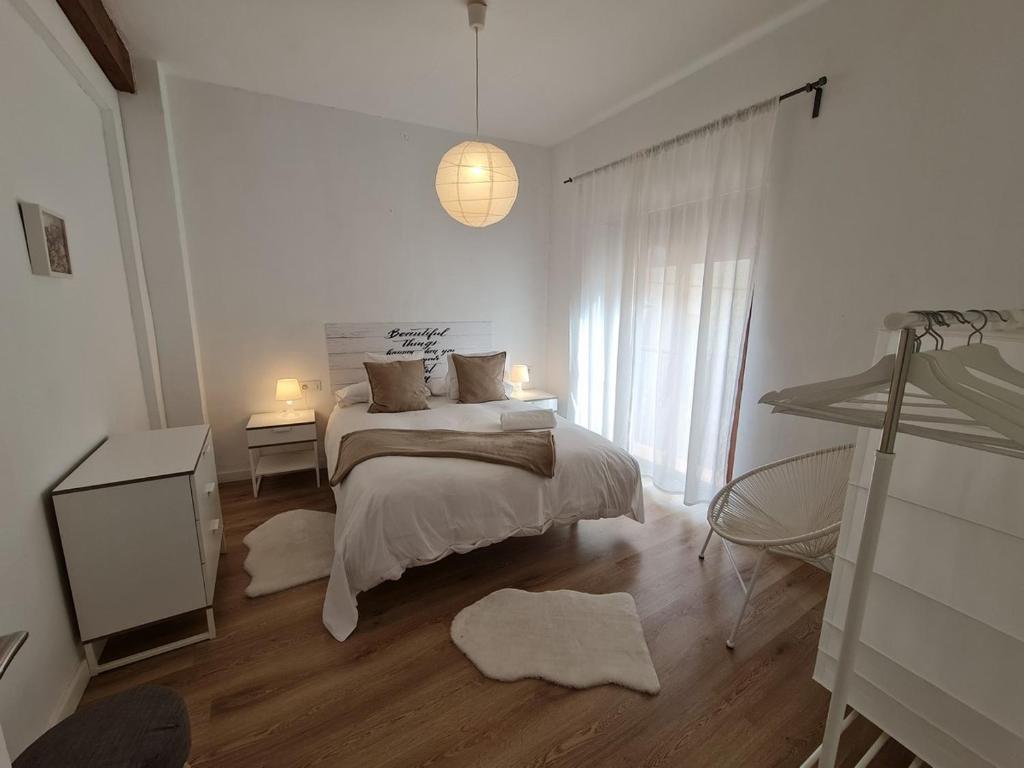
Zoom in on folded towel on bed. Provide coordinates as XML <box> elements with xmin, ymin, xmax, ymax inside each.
<box><xmin>500</xmin><ymin>409</ymin><xmax>557</xmax><ymax>431</ymax></box>
<box><xmin>330</xmin><ymin>428</ymin><xmax>555</xmax><ymax>485</ymax></box>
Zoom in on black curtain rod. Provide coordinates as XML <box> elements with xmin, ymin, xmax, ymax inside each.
<box><xmin>778</xmin><ymin>75</ymin><xmax>827</xmax><ymax>116</ymax></box>
<box><xmin>563</xmin><ymin>76</ymin><xmax>827</xmax><ymax>184</ymax></box>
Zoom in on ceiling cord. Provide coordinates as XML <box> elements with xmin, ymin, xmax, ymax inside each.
<box><xmin>475</xmin><ymin>27</ymin><xmax>480</xmax><ymax>136</ymax></box>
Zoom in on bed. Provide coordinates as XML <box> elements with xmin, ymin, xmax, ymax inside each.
<box><xmin>322</xmin><ymin>396</ymin><xmax>644</xmax><ymax>641</ymax></box>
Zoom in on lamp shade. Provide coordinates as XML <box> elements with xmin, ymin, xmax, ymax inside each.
<box><xmin>275</xmin><ymin>378</ymin><xmax>302</xmax><ymax>402</ymax></box>
<box><xmin>435</xmin><ymin>140</ymin><xmax>518</xmax><ymax>227</ymax></box>
<box><xmin>509</xmin><ymin>364</ymin><xmax>530</xmax><ymax>385</ymax></box>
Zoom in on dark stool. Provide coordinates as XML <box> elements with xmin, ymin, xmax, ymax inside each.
<box><xmin>13</xmin><ymin>685</ymin><xmax>190</xmax><ymax>768</ymax></box>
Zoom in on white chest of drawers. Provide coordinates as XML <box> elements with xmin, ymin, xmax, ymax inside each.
<box><xmin>53</xmin><ymin>425</ymin><xmax>224</xmax><ymax>674</ymax></box>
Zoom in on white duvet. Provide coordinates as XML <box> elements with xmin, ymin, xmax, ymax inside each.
<box><xmin>322</xmin><ymin>397</ymin><xmax>644</xmax><ymax>641</ymax></box>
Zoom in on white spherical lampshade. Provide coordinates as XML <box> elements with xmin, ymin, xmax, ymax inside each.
<box><xmin>435</xmin><ymin>140</ymin><xmax>518</xmax><ymax>227</ymax></box>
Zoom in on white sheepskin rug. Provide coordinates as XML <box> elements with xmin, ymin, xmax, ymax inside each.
<box><xmin>451</xmin><ymin>588</ymin><xmax>660</xmax><ymax>694</ymax></box>
<box><xmin>242</xmin><ymin>509</ymin><xmax>335</xmax><ymax>597</ymax></box>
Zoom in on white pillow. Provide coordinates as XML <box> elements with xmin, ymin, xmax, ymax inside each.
<box><xmin>335</xmin><ymin>381</ymin><xmax>370</xmax><ymax>406</ymax></box>
<box><xmin>427</xmin><ymin>377</ymin><xmax>449</xmax><ymax>397</ymax></box>
<box><xmin>446</xmin><ymin>351</ymin><xmax>508</xmax><ymax>400</ymax></box>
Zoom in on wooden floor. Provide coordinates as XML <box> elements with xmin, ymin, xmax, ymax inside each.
<box><xmin>83</xmin><ymin>473</ymin><xmax>917</xmax><ymax>767</ymax></box>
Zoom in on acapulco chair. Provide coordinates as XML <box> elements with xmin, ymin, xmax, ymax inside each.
<box><xmin>699</xmin><ymin>444</ymin><xmax>855</xmax><ymax>648</ymax></box>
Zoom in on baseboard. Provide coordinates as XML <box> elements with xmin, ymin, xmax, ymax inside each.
<box><xmin>217</xmin><ymin>467</ymin><xmax>253</xmax><ymax>483</ymax></box>
<box><xmin>51</xmin><ymin>659</ymin><xmax>90</xmax><ymax>724</ymax></box>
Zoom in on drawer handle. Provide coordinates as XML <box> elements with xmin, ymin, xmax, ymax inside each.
<box><xmin>271</xmin><ymin>426</ymin><xmax>292</xmax><ymax>433</ymax></box>
<box><xmin>204</xmin><ymin>482</ymin><xmax>217</xmax><ymax>495</ymax></box>
<box><xmin>210</xmin><ymin>519</ymin><xmax>221</xmax><ymax>533</ymax></box>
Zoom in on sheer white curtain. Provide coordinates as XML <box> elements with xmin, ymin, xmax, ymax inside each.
<box><xmin>568</xmin><ymin>99</ymin><xmax>778</xmax><ymax>504</ymax></box>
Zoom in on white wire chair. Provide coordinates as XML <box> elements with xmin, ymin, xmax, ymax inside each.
<box><xmin>699</xmin><ymin>444</ymin><xmax>855</xmax><ymax>648</ymax></box>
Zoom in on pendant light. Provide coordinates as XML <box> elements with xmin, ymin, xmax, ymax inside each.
<box><xmin>435</xmin><ymin>1</ymin><xmax>518</xmax><ymax>228</ymax></box>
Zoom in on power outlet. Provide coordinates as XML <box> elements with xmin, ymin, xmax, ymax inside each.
<box><xmin>300</xmin><ymin>380</ymin><xmax>322</xmax><ymax>393</ymax></box>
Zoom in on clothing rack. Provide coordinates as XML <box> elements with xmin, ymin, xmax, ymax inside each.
<box><xmin>761</xmin><ymin>307</ymin><xmax>1024</xmax><ymax>768</ymax></box>
<box><xmin>562</xmin><ymin>76</ymin><xmax>826</xmax><ymax>184</ymax></box>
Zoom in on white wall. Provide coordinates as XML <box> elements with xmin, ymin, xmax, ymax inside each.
<box><xmin>0</xmin><ymin>0</ymin><xmax>150</xmax><ymax>755</ymax></box>
<box><xmin>549</xmin><ymin>0</ymin><xmax>1024</xmax><ymax>475</ymax></box>
<box><xmin>163</xmin><ymin>77</ymin><xmax>552</xmax><ymax>476</ymax></box>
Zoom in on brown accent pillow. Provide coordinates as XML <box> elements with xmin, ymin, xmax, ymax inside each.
<box><xmin>364</xmin><ymin>359</ymin><xmax>430</xmax><ymax>413</ymax></box>
<box><xmin>452</xmin><ymin>352</ymin><xmax>508</xmax><ymax>404</ymax></box>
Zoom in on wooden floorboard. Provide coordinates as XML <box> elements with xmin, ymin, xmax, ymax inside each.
<box><xmin>81</xmin><ymin>473</ymin><xmax>919</xmax><ymax>767</ymax></box>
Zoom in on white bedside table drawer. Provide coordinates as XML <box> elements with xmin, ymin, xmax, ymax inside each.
<box><xmin>246</xmin><ymin>421</ymin><xmax>316</xmax><ymax>448</ymax></box>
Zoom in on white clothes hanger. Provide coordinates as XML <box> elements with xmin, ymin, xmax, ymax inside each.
<box><xmin>762</xmin><ymin>308</ymin><xmax>1024</xmax><ymax>413</ymax></box>
<box><xmin>762</xmin><ymin>308</ymin><xmax>1024</xmax><ymax>456</ymax></box>
<box><xmin>907</xmin><ymin>354</ymin><xmax>1024</xmax><ymax>444</ymax></box>
<box><xmin>769</xmin><ymin>401</ymin><xmax>1022</xmax><ymax>456</ymax></box>
<box><xmin>922</xmin><ymin>348</ymin><xmax>1024</xmax><ymax>413</ymax></box>
<box><xmin>762</xmin><ymin>348</ymin><xmax>1024</xmax><ymax>436</ymax></box>
<box><xmin>908</xmin><ymin>309</ymin><xmax>1024</xmax><ymax>420</ymax></box>
<box><xmin>947</xmin><ymin>309</ymin><xmax>1024</xmax><ymax>388</ymax></box>
<box><xmin>760</xmin><ymin>355</ymin><xmax>894</xmax><ymax>407</ymax></box>
<box><xmin>954</xmin><ymin>344</ymin><xmax>1024</xmax><ymax>388</ymax></box>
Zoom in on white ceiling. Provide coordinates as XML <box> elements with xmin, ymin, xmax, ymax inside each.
<box><xmin>106</xmin><ymin>0</ymin><xmax>811</xmax><ymax>146</ymax></box>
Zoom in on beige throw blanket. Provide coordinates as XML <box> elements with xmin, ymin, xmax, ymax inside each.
<box><xmin>330</xmin><ymin>428</ymin><xmax>556</xmax><ymax>485</ymax></box>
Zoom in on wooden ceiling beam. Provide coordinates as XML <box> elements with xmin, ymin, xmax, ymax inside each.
<box><xmin>56</xmin><ymin>0</ymin><xmax>135</xmax><ymax>92</ymax></box>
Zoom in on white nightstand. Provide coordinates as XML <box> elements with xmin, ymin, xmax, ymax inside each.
<box><xmin>246</xmin><ymin>409</ymin><xmax>320</xmax><ymax>497</ymax></box>
<box><xmin>510</xmin><ymin>389</ymin><xmax>558</xmax><ymax>411</ymax></box>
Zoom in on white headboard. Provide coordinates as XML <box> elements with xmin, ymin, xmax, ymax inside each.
<box><xmin>324</xmin><ymin>321</ymin><xmax>493</xmax><ymax>391</ymax></box>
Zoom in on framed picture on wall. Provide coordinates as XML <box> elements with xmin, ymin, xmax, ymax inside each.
<box><xmin>19</xmin><ymin>201</ymin><xmax>72</xmax><ymax>277</ymax></box>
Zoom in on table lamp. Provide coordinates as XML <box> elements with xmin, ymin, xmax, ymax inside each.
<box><xmin>275</xmin><ymin>378</ymin><xmax>303</xmax><ymax>417</ymax></box>
<box><xmin>509</xmin><ymin>364</ymin><xmax>530</xmax><ymax>395</ymax></box>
